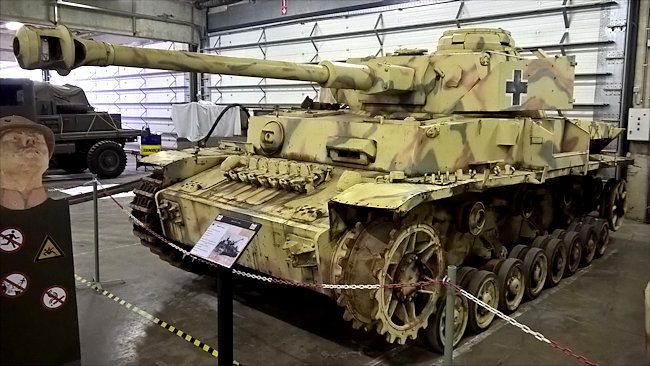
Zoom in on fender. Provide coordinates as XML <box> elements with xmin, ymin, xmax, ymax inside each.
<box><xmin>331</xmin><ymin>182</ymin><xmax>465</xmax><ymax>215</ymax></box>
<box><xmin>140</xmin><ymin>148</ymin><xmax>238</xmax><ymax>186</ymax></box>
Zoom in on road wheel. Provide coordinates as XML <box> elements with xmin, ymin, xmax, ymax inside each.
<box><xmin>481</xmin><ymin>259</ymin><xmax>504</xmax><ymax>273</ymax></box>
<box><xmin>532</xmin><ymin>235</ymin><xmax>551</xmax><ymax>249</ymax></box>
<box><xmin>550</xmin><ymin>229</ymin><xmax>567</xmax><ymax>239</ymax></box>
<box><xmin>562</xmin><ymin>231</ymin><xmax>582</xmax><ymax>277</ymax></box>
<box><xmin>523</xmin><ymin>248</ymin><xmax>547</xmax><ymax>300</ymax></box>
<box><xmin>541</xmin><ymin>238</ymin><xmax>566</xmax><ymax>287</ymax></box>
<box><xmin>577</xmin><ymin>224</ymin><xmax>597</xmax><ymax>266</ymax></box>
<box><xmin>56</xmin><ymin>153</ymin><xmax>88</xmax><ymax>174</ymax></box>
<box><xmin>457</xmin><ymin>266</ymin><xmax>477</xmax><ymax>288</ymax></box>
<box><xmin>509</xmin><ymin>244</ymin><xmax>529</xmax><ymax>260</ymax></box>
<box><xmin>421</xmin><ymin>293</ymin><xmax>469</xmax><ymax>353</ymax></box>
<box><xmin>466</xmin><ymin>270</ymin><xmax>499</xmax><ymax>333</ymax></box>
<box><xmin>591</xmin><ymin>219</ymin><xmax>610</xmax><ymax>258</ymax></box>
<box><xmin>496</xmin><ymin>258</ymin><xmax>525</xmax><ymax>314</ymax></box>
<box><xmin>87</xmin><ymin>140</ymin><xmax>127</xmax><ymax>179</ymax></box>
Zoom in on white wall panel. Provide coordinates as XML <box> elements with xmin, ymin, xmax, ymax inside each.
<box><xmin>46</xmin><ymin>41</ymin><xmax>190</xmax><ymax>134</ymax></box>
<box><xmin>573</xmin><ymin>84</ymin><xmax>599</xmax><ymax>104</ymax></box>
<box><xmin>380</xmin><ymin>2</ymin><xmax>460</xmax><ymax>28</ymax></box>
<box><xmin>313</xmin><ymin>14</ymin><xmax>380</xmax><ymax>36</ymax></box>
<box><xmin>318</xmin><ymin>35</ymin><xmax>381</xmax><ymax>60</ymax></box>
<box><xmin>206</xmin><ymin>0</ymin><xmax>627</xmax><ymax>125</ymax></box>
<box><xmin>461</xmin><ymin>0</ymin><xmax>563</xmax><ymax>17</ymax></box>
<box><xmin>215</xmin><ymin>30</ymin><xmax>264</xmax><ymax>48</ymax></box>
<box><xmin>265</xmin><ymin>43</ymin><xmax>318</xmax><ymax>62</ymax></box>
<box><xmin>264</xmin><ymin>23</ymin><xmax>316</xmax><ymax>42</ymax></box>
<box><xmin>0</xmin><ymin>61</ymin><xmax>44</xmax><ymax>80</ymax></box>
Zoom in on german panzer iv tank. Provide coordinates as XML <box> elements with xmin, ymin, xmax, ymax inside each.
<box><xmin>14</xmin><ymin>25</ymin><xmax>632</xmax><ymax>350</ymax></box>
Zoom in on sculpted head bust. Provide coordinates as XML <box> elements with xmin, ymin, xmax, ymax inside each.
<box><xmin>0</xmin><ymin>115</ymin><xmax>55</xmax><ymax>210</ymax></box>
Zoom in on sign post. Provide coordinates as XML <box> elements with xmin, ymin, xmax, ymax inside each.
<box><xmin>217</xmin><ymin>265</ymin><xmax>233</xmax><ymax>365</ymax></box>
<box><xmin>190</xmin><ymin>214</ymin><xmax>261</xmax><ymax>365</ymax></box>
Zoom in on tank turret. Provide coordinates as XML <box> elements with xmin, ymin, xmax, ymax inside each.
<box><xmin>14</xmin><ymin>25</ymin><xmax>574</xmax><ymax>117</ymax></box>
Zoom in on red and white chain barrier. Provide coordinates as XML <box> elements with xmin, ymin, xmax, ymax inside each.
<box><xmin>95</xmin><ymin>180</ymin><xmax>599</xmax><ymax>366</ymax></box>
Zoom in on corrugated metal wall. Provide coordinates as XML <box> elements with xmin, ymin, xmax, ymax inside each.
<box><xmin>204</xmin><ymin>0</ymin><xmax>629</xmax><ymax>124</ymax></box>
<box><xmin>49</xmin><ymin>41</ymin><xmax>190</xmax><ymax>140</ymax></box>
<box><xmin>1</xmin><ymin>41</ymin><xmax>189</xmax><ymax>142</ymax></box>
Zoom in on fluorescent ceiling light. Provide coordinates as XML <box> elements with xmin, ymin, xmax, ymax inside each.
<box><xmin>5</xmin><ymin>22</ymin><xmax>24</xmax><ymax>31</ymax></box>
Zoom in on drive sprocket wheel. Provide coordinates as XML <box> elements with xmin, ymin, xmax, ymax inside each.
<box><xmin>600</xmin><ymin>179</ymin><xmax>627</xmax><ymax>231</ymax></box>
<box><xmin>336</xmin><ymin>220</ymin><xmax>445</xmax><ymax>344</ymax></box>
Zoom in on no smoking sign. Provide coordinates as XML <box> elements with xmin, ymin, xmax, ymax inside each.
<box><xmin>41</xmin><ymin>285</ymin><xmax>68</xmax><ymax>310</ymax></box>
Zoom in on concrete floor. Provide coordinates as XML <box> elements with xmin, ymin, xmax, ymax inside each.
<box><xmin>66</xmin><ymin>177</ymin><xmax>650</xmax><ymax>365</ymax></box>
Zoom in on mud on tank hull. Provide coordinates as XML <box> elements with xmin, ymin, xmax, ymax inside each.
<box><xmin>130</xmin><ymin>112</ymin><xmax>631</xmax><ymax>346</ymax></box>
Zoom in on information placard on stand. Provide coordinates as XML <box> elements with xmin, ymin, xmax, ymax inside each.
<box><xmin>191</xmin><ymin>214</ymin><xmax>261</xmax><ymax>366</ymax></box>
<box><xmin>190</xmin><ymin>214</ymin><xmax>260</xmax><ymax>268</ymax></box>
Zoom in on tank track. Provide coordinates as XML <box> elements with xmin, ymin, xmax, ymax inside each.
<box><xmin>334</xmin><ymin>177</ymin><xmax>624</xmax><ymax>347</ymax></box>
<box><xmin>419</xmin><ymin>213</ymin><xmax>612</xmax><ymax>353</ymax></box>
<box><xmin>130</xmin><ymin>172</ymin><xmax>212</xmax><ymax>275</ymax></box>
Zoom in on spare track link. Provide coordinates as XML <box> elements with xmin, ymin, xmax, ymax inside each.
<box><xmin>129</xmin><ymin>172</ymin><xmax>212</xmax><ymax>275</ymax></box>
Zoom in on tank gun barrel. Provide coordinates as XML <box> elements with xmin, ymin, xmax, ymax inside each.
<box><xmin>12</xmin><ymin>25</ymin><xmax>403</xmax><ymax>91</ymax></box>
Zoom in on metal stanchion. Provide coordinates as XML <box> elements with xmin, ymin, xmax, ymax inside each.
<box><xmin>93</xmin><ymin>176</ymin><xmax>100</xmax><ymax>284</ymax></box>
<box><xmin>444</xmin><ymin>265</ymin><xmax>457</xmax><ymax>366</ymax></box>
<box><xmin>89</xmin><ymin>175</ymin><xmax>124</xmax><ymax>289</ymax></box>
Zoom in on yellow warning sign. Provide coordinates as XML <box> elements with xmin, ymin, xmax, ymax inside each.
<box><xmin>34</xmin><ymin>236</ymin><xmax>64</xmax><ymax>262</ymax></box>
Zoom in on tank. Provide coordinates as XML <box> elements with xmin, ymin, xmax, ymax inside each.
<box><xmin>13</xmin><ymin>25</ymin><xmax>633</xmax><ymax>349</ymax></box>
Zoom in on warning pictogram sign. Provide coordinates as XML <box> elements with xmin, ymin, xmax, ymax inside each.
<box><xmin>1</xmin><ymin>272</ymin><xmax>29</xmax><ymax>298</ymax></box>
<box><xmin>34</xmin><ymin>236</ymin><xmax>64</xmax><ymax>262</ymax></box>
<box><xmin>0</xmin><ymin>227</ymin><xmax>25</xmax><ymax>254</ymax></box>
<box><xmin>41</xmin><ymin>285</ymin><xmax>67</xmax><ymax>310</ymax></box>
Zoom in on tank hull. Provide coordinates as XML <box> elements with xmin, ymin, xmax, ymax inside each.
<box><xmin>139</xmin><ymin>111</ymin><xmax>630</xmax><ymax>293</ymax></box>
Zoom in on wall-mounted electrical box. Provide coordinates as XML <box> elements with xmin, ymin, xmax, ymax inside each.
<box><xmin>627</xmin><ymin>108</ymin><xmax>650</xmax><ymax>141</ymax></box>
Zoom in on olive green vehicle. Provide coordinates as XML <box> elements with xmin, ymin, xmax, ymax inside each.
<box><xmin>14</xmin><ymin>25</ymin><xmax>632</xmax><ymax>350</ymax></box>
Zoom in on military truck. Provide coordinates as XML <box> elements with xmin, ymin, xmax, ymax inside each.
<box><xmin>0</xmin><ymin>78</ymin><xmax>140</xmax><ymax>178</ymax></box>
<box><xmin>13</xmin><ymin>24</ymin><xmax>632</xmax><ymax>350</ymax></box>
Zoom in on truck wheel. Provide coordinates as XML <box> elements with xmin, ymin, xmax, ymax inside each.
<box><xmin>87</xmin><ymin>141</ymin><xmax>127</xmax><ymax>179</ymax></box>
<box><xmin>56</xmin><ymin>153</ymin><xmax>88</xmax><ymax>174</ymax></box>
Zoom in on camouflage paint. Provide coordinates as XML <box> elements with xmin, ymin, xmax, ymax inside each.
<box><xmin>13</xmin><ymin>24</ymin><xmax>635</xmax><ymax>344</ymax></box>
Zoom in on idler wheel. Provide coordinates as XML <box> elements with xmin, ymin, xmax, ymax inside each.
<box><xmin>577</xmin><ymin>224</ymin><xmax>597</xmax><ymax>266</ymax></box>
<box><xmin>590</xmin><ymin>218</ymin><xmax>610</xmax><ymax>258</ymax></box>
<box><xmin>522</xmin><ymin>248</ymin><xmax>548</xmax><ymax>300</ymax></box>
<box><xmin>421</xmin><ymin>291</ymin><xmax>469</xmax><ymax>353</ymax></box>
<box><xmin>600</xmin><ymin>179</ymin><xmax>627</xmax><ymax>231</ymax></box>
<box><xmin>562</xmin><ymin>231</ymin><xmax>582</xmax><ymax>277</ymax></box>
<box><xmin>508</xmin><ymin>244</ymin><xmax>529</xmax><ymax>260</ymax></box>
<box><xmin>466</xmin><ymin>270</ymin><xmax>499</xmax><ymax>333</ymax></box>
<box><xmin>496</xmin><ymin>258</ymin><xmax>525</xmax><ymax>314</ymax></box>
<box><xmin>541</xmin><ymin>238</ymin><xmax>566</xmax><ymax>287</ymax></box>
